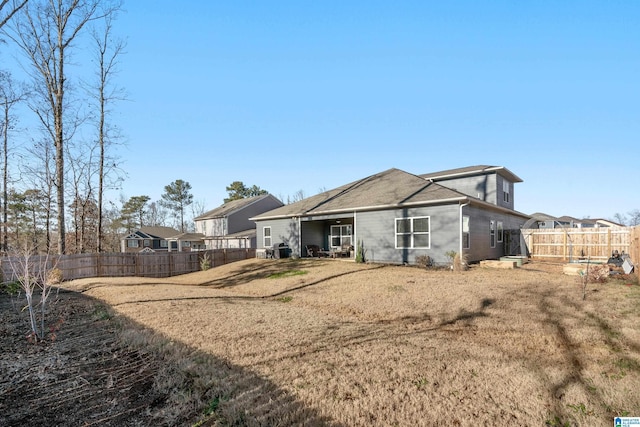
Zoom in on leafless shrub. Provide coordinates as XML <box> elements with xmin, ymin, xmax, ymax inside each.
<box><xmin>6</xmin><ymin>244</ymin><xmax>59</xmax><ymax>342</ymax></box>
<box><xmin>415</xmin><ymin>255</ymin><xmax>432</xmax><ymax>268</ymax></box>
<box><xmin>453</xmin><ymin>252</ymin><xmax>469</xmax><ymax>271</ymax></box>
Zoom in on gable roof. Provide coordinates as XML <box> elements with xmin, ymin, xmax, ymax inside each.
<box><xmin>194</xmin><ymin>194</ymin><xmax>281</xmax><ymax>221</ymax></box>
<box><xmin>137</xmin><ymin>226</ymin><xmax>180</xmax><ymax>239</ymax></box>
<box><xmin>420</xmin><ymin>165</ymin><xmax>523</xmax><ymax>183</ymax></box>
<box><xmin>251</xmin><ymin>168</ymin><xmax>470</xmax><ymax>220</ymax></box>
<box><xmin>167</xmin><ymin>232</ymin><xmax>205</xmax><ymax>241</ymax></box>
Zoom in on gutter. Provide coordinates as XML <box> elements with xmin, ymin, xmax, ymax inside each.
<box><xmin>250</xmin><ymin>197</ymin><xmax>470</xmax><ymax>221</ymax></box>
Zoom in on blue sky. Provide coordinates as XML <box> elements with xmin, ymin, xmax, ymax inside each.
<box><xmin>8</xmin><ymin>1</ymin><xmax>640</xmax><ymax>221</ymax></box>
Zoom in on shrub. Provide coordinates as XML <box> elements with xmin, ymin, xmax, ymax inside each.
<box><xmin>355</xmin><ymin>240</ymin><xmax>366</xmax><ymax>263</ymax></box>
<box><xmin>47</xmin><ymin>268</ymin><xmax>63</xmax><ymax>285</ymax></box>
<box><xmin>200</xmin><ymin>253</ymin><xmax>211</xmax><ymax>271</ymax></box>
<box><xmin>453</xmin><ymin>252</ymin><xmax>469</xmax><ymax>272</ymax></box>
<box><xmin>415</xmin><ymin>255</ymin><xmax>432</xmax><ymax>268</ymax></box>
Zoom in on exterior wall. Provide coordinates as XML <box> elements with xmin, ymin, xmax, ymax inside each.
<box><xmin>227</xmin><ymin>196</ymin><xmax>284</xmax><ymax>235</ymax></box>
<box><xmin>463</xmin><ymin>205</ymin><xmax>527</xmax><ymax>262</ymax></box>
<box><xmin>435</xmin><ymin>173</ymin><xmax>498</xmax><ymax>205</ymax></box>
<box><xmin>495</xmin><ymin>174</ymin><xmax>514</xmax><ymax>210</ymax></box>
<box><xmin>301</xmin><ymin>221</ymin><xmax>326</xmax><ymax>251</ymax></box>
<box><xmin>255</xmin><ymin>217</ymin><xmax>301</xmax><ymax>256</ymax></box>
<box><xmin>355</xmin><ymin>205</ymin><xmax>461</xmax><ymax>265</ymax></box>
<box><xmin>196</xmin><ymin>218</ymin><xmax>226</xmax><ymax>237</ymax></box>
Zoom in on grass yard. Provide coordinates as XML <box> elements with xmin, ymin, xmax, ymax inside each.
<box><xmin>3</xmin><ymin>258</ymin><xmax>640</xmax><ymax>426</ymax></box>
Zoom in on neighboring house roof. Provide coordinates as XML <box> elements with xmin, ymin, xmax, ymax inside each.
<box><xmin>168</xmin><ymin>232</ymin><xmax>205</xmax><ymax>241</ymax></box>
<box><xmin>529</xmin><ymin>212</ymin><xmax>557</xmax><ymax>221</ymax></box>
<box><xmin>420</xmin><ymin>165</ymin><xmax>523</xmax><ymax>183</ymax></box>
<box><xmin>194</xmin><ymin>194</ymin><xmax>279</xmax><ymax>220</ymax></box>
<box><xmin>133</xmin><ymin>226</ymin><xmax>180</xmax><ymax>239</ymax></box>
<box><xmin>252</xmin><ymin>168</ymin><xmax>527</xmax><ymax>221</ymax></box>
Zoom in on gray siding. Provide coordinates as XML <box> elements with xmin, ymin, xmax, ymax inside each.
<box><xmin>256</xmin><ymin>218</ymin><xmax>301</xmax><ymax>255</ymax></box>
<box><xmin>495</xmin><ymin>174</ymin><xmax>514</xmax><ymax>210</ymax></box>
<box><xmin>355</xmin><ymin>205</ymin><xmax>461</xmax><ymax>265</ymax></box>
<box><xmin>435</xmin><ymin>173</ymin><xmax>498</xmax><ymax>204</ymax></box>
<box><xmin>463</xmin><ymin>205</ymin><xmax>527</xmax><ymax>262</ymax></box>
<box><xmin>228</xmin><ymin>197</ymin><xmax>283</xmax><ymax>235</ymax></box>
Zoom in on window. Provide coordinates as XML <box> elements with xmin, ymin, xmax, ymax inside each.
<box><xmin>330</xmin><ymin>224</ymin><xmax>352</xmax><ymax>249</ymax></box>
<box><xmin>263</xmin><ymin>226</ymin><xmax>272</xmax><ymax>247</ymax></box>
<box><xmin>127</xmin><ymin>239</ymin><xmax>139</xmax><ymax>248</ymax></box>
<box><xmin>143</xmin><ymin>239</ymin><xmax>150</xmax><ymax>247</ymax></box>
<box><xmin>490</xmin><ymin>220</ymin><xmax>496</xmax><ymax>248</ymax></box>
<box><xmin>503</xmin><ymin>181</ymin><xmax>510</xmax><ymax>203</ymax></box>
<box><xmin>395</xmin><ymin>216</ymin><xmax>430</xmax><ymax>249</ymax></box>
<box><xmin>497</xmin><ymin>221</ymin><xmax>504</xmax><ymax>243</ymax></box>
<box><xmin>182</xmin><ymin>241</ymin><xmax>191</xmax><ymax>247</ymax></box>
<box><xmin>160</xmin><ymin>240</ymin><xmax>168</xmax><ymax>248</ymax></box>
<box><xmin>462</xmin><ymin>216</ymin><xmax>470</xmax><ymax>249</ymax></box>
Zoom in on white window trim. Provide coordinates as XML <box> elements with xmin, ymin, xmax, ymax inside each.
<box><xmin>490</xmin><ymin>220</ymin><xmax>496</xmax><ymax>248</ymax></box>
<box><xmin>263</xmin><ymin>226</ymin><xmax>272</xmax><ymax>248</ymax></box>
<box><xmin>395</xmin><ymin>216</ymin><xmax>430</xmax><ymax>249</ymax></box>
<box><xmin>462</xmin><ymin>215</ymin><xmax>470</xmax><ymax>249</ymax></box>
<box><xmin>503</xmin><ymin>181</ymin><xmax>510</xmax><ymax>203</ymax></box>
<box><xmin>497</xmin><ymin>221</ymin><xmax>504</xmax><ymax>243</ymax></box>
<box><xmin>127</xmin><ymin>239</ymin><xmax>139</xmax><ymax>248</ymax></box>
<box><xmin>330</xmin><ymin>224</ymin><xmax>352</xmax><ymax>249</ymax></box>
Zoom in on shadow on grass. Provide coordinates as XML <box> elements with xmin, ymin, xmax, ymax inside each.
<box><xmin>106</xmin><ymin>263</ymin><xmax>386</xmax><ymax>307</ymax></box>
<box><xmin>0</xmin><ymin>291</ymin><xmax>344</xmax><ymax>427</ymax></box>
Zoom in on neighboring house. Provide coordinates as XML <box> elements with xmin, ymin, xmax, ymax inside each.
<box><xmin>166</xmin><ymin>232</ymin><xmax>206</xmax><ymax>252</ymax></box>
<box><xmin>194</xmin><ymin>194</ymin><xmax>284</xmax><ymax>249</ymax></box>
<box><xmin>529</xmin><ymin>213</ymin><xmax>625</xmax><ymax>229</ymax></box>
<box><xmin>121</xmin><ymin>226</ymin><xmax>180</xmax><ymax>253</ymax></box>
<box><xmin>122</xmin><ymin>227</ymin><xmax>206</xmax><ymax>253</ymax></box>
<box><xmin>250</xmin><ymin>166</ymin><xmax>530</xmax><ymax>265</ymax></box>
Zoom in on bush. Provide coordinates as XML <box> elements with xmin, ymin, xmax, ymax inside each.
<box><xmin>47</xmin><ymin>268</ymin><xmax>63</xmax><ymax>285</ymax></box>
<box><xmin>415</xmin><ymin>255</ymin><xmax>432</xmax><ymax>268</ymax></box>
<box><xmin>200</xmin><ymin>253</ymin><xmax>211</xmax><ymax>271</ymax></box>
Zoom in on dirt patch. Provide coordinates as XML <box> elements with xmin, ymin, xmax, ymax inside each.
<box><xmin>2</xmin><ymin>258</ymin><xmax>640</xmax><ymax>426</ymax></box>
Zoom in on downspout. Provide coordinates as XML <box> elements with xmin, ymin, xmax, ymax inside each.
<box><xmin>298</xmin><ymin>216</ymin><xmax>302</xmax><ymax>258</ymax></box>
<box><xmin>459</xmin><ymin>201</ymin><xmax>470</xmax><ymax>258</ymax></box>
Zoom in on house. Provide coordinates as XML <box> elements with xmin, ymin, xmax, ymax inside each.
<box><xmin>194</xmin><ymin>194</ymin><xmax>284</xmax><ymax>249</ymax></box>
<box><xmin>529</xmin><ymin>213</ymin><xmax>625</xmax><ymax>229</ymax></box>
<box><xmin>122</xmin><ymin>227</ymin><xmax>206</xmax><ymax>253</ymax></box>
<box><xmin>121</xmin><ymin>226</ymin><xmax>180</xmax><ymax>253</ymax></box>
<box><xmin>250</xmin><ymin>166</ymin><xmax>531</xmax><ymax>265</ymax></box>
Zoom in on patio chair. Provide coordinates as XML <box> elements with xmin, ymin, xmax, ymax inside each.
<box><xmin>305</xmin><ymin>244</ymin><xmax>320</xmax><ymax>257</ymax></box>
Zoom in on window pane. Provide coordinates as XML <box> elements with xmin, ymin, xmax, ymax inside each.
<box><xmin>264</xmin><ymin>227</ymin><xmax>271</xmax><ymax>237</ymax></box>
<box><xmin>396</xmin><ymin>218</ymin><xmax>410</xmax><ymax>233</ymax></box>
<box><xmin>414</xmin><ymin>234</ymin><xmax>429</xmax><ymax>247</ymax></box>
<box><xmin>462</xmin><ymin>216</ymin><xmax>469</xmax><ymax>233</ymax></box>
<box><xmin>332</xmin><ymin>237</ymin><xmax>341</xmax><ymax>247</ymax></box>
<box><xmin>396</xmin><ymin>234</ymin><xmax>411</xmax><ymax>248</ymax></box>
<box><xmin>413</xmin><ymin>218</ymin><xmax>429</xmax><ymax>233</ymax></box>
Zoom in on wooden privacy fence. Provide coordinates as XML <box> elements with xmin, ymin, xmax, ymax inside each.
<box><xmin>1</xmin><ymin>248</ymin><xmax>256</xmax><ymax>282</ymax></box>
<box><xmin>522</xmin><ymin>226</ymin><xmax>640</xmax><ymax>262</ymax></box>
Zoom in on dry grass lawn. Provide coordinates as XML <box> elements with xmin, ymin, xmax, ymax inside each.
<box><xmin>62</xmin><ymin>258</ymin><xmax>640</xmax><ymax>426</ymax></box>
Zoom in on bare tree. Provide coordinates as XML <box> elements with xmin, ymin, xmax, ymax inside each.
<box><xmin>6</xmin><ymin>242</ymin><xmax>59</xmax><ymax>342</ymax></box>
<box><xmin>0</xmin><ymin>0</ymin><xmax>27</xmax><ymax>29</ymax></box>
<box><xmin>7</xmin><ymin>0</ymin><xmax>115</xmax><ymax>254</ymax></box>
<box><xmin>23</xmin><ymin>138</ymin><xmax>56</xmax><ymax>253</ymax></box>
<box><xmin>628</xmin><ymin>209</ymin><xmax>640</xmax><ymax>227</ymax></box>
<box><xmin>613</xmin><ymin>212</ymin><xmax>627</xmax><ymax>226</ymax></box>
<box><xmin>0</xmin><ymin>70</ymin><xmax>28</xmax><ymax>254</ymax></box>
<box><xmin>88</xmin><ymin>6</ymin><xmax>124</xmax><ymax>252</ymax></box>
